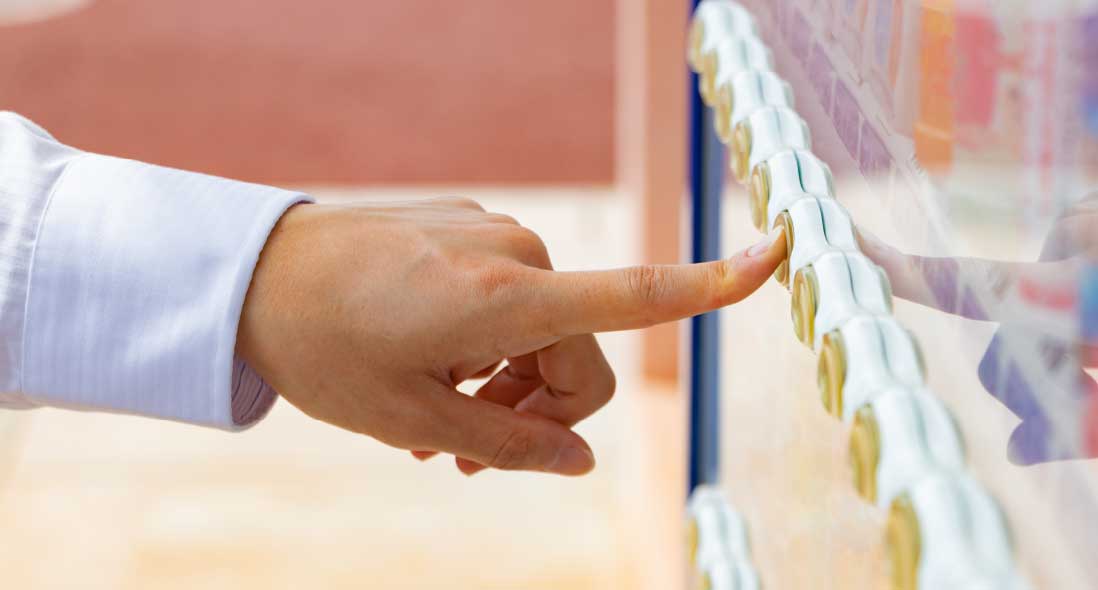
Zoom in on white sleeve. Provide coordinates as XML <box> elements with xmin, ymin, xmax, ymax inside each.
<box><xmin>0</xmin><ymin>111</ymin><xmax>313</xmax><ymax>430</ymax></box>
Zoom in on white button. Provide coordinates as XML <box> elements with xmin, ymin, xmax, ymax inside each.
<box><xmin>870</xmin><ymin>389</ymin><xmax>966</xmax><ymax>507</ymax></box>
<box><xmin>731</xmin><ymin>106</ymin><xmax>809</xmax><ymax>182</ymax></box>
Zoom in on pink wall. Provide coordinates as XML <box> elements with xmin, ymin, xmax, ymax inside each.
<box><xmin>0</xmin><ymin>0</ymin><xmax>614</xmax><ymax>185</ymax></box>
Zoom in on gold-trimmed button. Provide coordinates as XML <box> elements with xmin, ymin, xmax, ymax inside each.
<box><xmin>886</xmin><ymin>494</ymin><xmax>921</xmax><ymax>590</ymax></box>
<box><xmin>791</xmin><ymin>265</ymin><xmax>819</xmax><ymax>346</ymax></box>
<box><xmin>850</xmin><ymin>405</ymin><xmax>882</xmax><ymax>503</ymax></box>
<box><xmin>772</xmin><ymin>211</ymin><xmax>795</xmax><ymax>287</ymax></box>
<box><xmin>818</xmin><ymin>330</ymin><xmax>846</xmax><ymax>418</ymax></box>
<box><xmin>748</xmin><ymin>161</ymin><xmax>771</xmax><ymax>232</ymax></box>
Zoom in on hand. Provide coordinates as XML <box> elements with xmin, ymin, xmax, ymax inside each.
<box><xmin>855</xmin><ymin>195</ymin><xmax>1098</xmax><ymax>463</ymax></box>
<box><xmin>856</xmin><ymin>195</ymin><xmax>1098</xmax><ymax>328</ymax></box>
<box><xmin>236</xmin><ymin>197</ymin><xmax>786</xmax><ymax>476</ymax></box>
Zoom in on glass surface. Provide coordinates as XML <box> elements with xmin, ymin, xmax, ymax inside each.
<box><xmin>709</xmin><ymin>0</ymin><xmax>1098</xmax><ymax>587</ymax></box>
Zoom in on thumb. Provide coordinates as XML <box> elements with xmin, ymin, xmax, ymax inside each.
<box><xmin>423</xmin><ymin>387</ymin><xmax>596</xmax><ymax>476</ymax></box>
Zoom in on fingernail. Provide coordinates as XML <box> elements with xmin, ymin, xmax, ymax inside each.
<box><xmin>550</xmin><ymin>446</ymin><xmax>596</xmax><ymax>475</ymax></box>
<box><xmin>746</xmin><ymin>227</ymin><xmax>784</xmax><ymax>257</ymax></box>
<box><xmin>456</xmin><ymin>457</ymin><xmax>485</xmax><ymax>476</ymax></box>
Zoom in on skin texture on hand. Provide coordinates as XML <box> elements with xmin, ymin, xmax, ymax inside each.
<box><xmin>236</xmin><ymin>197</ymin><xmax>787</xmax><ymax>476</ymax></box>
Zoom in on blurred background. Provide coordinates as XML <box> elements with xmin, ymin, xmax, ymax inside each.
<box><xmin>0</xmin><ymin>1</ymin><xmax>692</xmax><ymax>588</ymax></box>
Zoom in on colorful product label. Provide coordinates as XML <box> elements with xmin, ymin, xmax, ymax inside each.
<box><xmin>858</xmin><ymin>117</ymin><xmax>891</xmax><ymax>176</ymax></box>
<box><xmin>1083</xmin><ymin>265</ymin><xmax>1098</xmax><ymax>345</ymax></box>
<box><xmin>808</xmin><ymin>41</ymin><xmax>836</xmax><ymax>113</ymax></box>
<box><xmin>832</xmin><ymin>80</ymin><xmax>863</xmax><ymax>157</ymax></box>
<box><xmin>1085</xmin><ymin>14</ymin><xmax>1098</xmax><ymax>134</ymax></box>
<box><xmin>1085</xmin><ymin>266</ymin><xmax>1098</xmax><ymax>457</ymax></box>
<box><xmin>789</xmin><ymin>8</ymin><xmax>812</xmax><ymax>62</ymax></box>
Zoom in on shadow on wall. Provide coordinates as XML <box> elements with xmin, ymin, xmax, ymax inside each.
<box><xmin>0</xmin><ymin>0</ymin><xmax>614</xmax><ymax>185</ymax></box>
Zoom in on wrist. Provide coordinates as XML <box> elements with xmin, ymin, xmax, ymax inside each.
<box><xmin>236</xmin><ymin>202</ymin><xmax>315</xmax><ymax>387</ymax></box>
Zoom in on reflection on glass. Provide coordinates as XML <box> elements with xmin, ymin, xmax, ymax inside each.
<box><xmin>859</xmin><ymin>199</ymin><xmax>1097</xmax><ymax>465</ymax></box>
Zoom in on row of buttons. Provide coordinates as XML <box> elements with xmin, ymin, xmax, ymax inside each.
<box><xmin>686</xmin><ymin>486</ymin><xmax>760</xmax><ymax>590</ymax></box>
<box><xmin>686</xmin><ymin>2</ymin><xmax>1030</xmax><ymax>589</ymax></box>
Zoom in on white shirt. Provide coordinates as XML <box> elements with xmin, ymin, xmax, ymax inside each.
<box><xmin>0</xmin><ymin>111</ymin><xmax>312</xmax><ymax>430</ymax></box>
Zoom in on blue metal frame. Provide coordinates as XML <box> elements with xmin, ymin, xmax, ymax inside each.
<box><xmin>1083</xmin><ymin>265</ymin><xmax>1098</xmax><ymax>344</ymax></box>
<box><xmin>688</xmin><ymin>0</ymin><xmax>726</xmax><ymax>493</ymax></box>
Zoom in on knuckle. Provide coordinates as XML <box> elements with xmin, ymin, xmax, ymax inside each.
<box><xmin>442</xmin><ymin>196</ymin><xmax>485</xmax><ymax>211</ymax></box>
<box><xmin>707</xmin><ymin>261</ymin><xmax>734</xmax><ymax>306</ymax></box>
<box><xmin>624</xmin><ymin>265</ymin><xmax>670</xmax><ymax>311</ymax></box>
<box><xmin>598</xmin><ymin>368</ymin><xmax>617</xmax><ymax>406</ymax></box>
<box><xmin>513</xmin><ymin>228</ymin><xmax>551</xmax><ymax>267</ymax></box>
<box><xmin>487</xmin><ymin>213</ymin><xmax>520</xmax><ymax>226</ymax></box>
<box><xmin>530</xmin><ymin>242</ymin><xmax>552</xmax><ymax>269</ymax></box>
<box><xmin>506</xmin><ymin>225</ymin><xmax>540</xmax><ymax>245</ymax></box>
<box><xmin>495</xmin><ymin>225</ymin><xmax>551</xmax><ymax>269</ymax></box>
<box><xmin>489</xmin><ymin>429</ymin><xmax>534</xmax><ymax>470</ymax></box>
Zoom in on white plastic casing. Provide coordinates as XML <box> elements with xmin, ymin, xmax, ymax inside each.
<box><xmin>687</xmin><ymin>485</ymin><xmax>758</xmax><ymax>586</ymax></box>
<box><xmin>703</xmin><ymin>559</ymin><xmax>762</xmax><ymax>590</ymax></box>
<box><xmin>834</xmin><ymin>316</ymin><xmax>924</xmax><ymax>421</ymax></box>
<box><xmin>817</xmin><ymin>199</ymin><xmax>857</xmax><ymax>250</ymax></box>
<box><xmin>780</xmin><ymin>197</ymin><xmax>858</xmax><ymax>282</ymax></box>
<box><xmin>870</xmin><ymin>388</ymin><xmax>965</xmax><ymax>507</ymax></box>
<box><xmin>739</xmin><ymin>106</ymin><xmax>811</xmax><ymax>174</ymax></box>
<box><xmin>727</xmin><ymin>70</ymin><xmax>795</xmax><ymax>129</ymax></box>
<box><xmin>804</xmin><ymin>252</ymin><xmax>892</xmax><ymax>351</ymax></box>
<box><xmin>876</xmin><ymin>317</ymin><xmax>924</xmax><ymax>387</ymax></box>
<box><xmin>692</xmin><ymin>1</ymin><xmax>757</xmax><ymax>61</ymax></box>
<box><xmin>762</xmin><ymin>150</ymin><xmax>835</xmax><ymax>229</ymax></box>
<box><xmin>711</xmin><ymin>37</ymin><xmax>774</xmax><ymax>95</ymax></box>
<box><xmin>964</xmin><ymin>573</ymin><xmax>1034</xmax><ymax>590</ymax></box>
<box><xmin>904</xmin><ymin>474</ymin><xmax>1022</xmax><ymax>590</ymax></box>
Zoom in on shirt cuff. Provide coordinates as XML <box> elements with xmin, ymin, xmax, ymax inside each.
<box><xmin>23</xmin><ymin>153</ymin><xmax>312</xmax><ymax>430</ymax></box>
<box><xmin>231</xmin><ymin>358</ymin><xmax>278</xmax><ymax>427</ymax></box>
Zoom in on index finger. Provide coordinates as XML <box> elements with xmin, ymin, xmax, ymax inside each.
<box><xmin>537</xmin><ymin>228</ymin><xmax>786</xmax><ymax>335</ymax></box>
<box><xmin>858</xmin><ymin>227</ymin><xmax>1081</xmax><ymax>323</ymax></box>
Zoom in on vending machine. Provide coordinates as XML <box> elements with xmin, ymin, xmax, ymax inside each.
<box><xmin>684</xmin><ymin>1</ymin><xmax>1098</xmax><ymax>588</ymax></box>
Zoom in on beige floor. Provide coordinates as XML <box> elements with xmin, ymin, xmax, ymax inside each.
<box><xmin>0</xmin><ymin>187</ymin><xmax>686</xmax><ymax>589</ymax></box>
